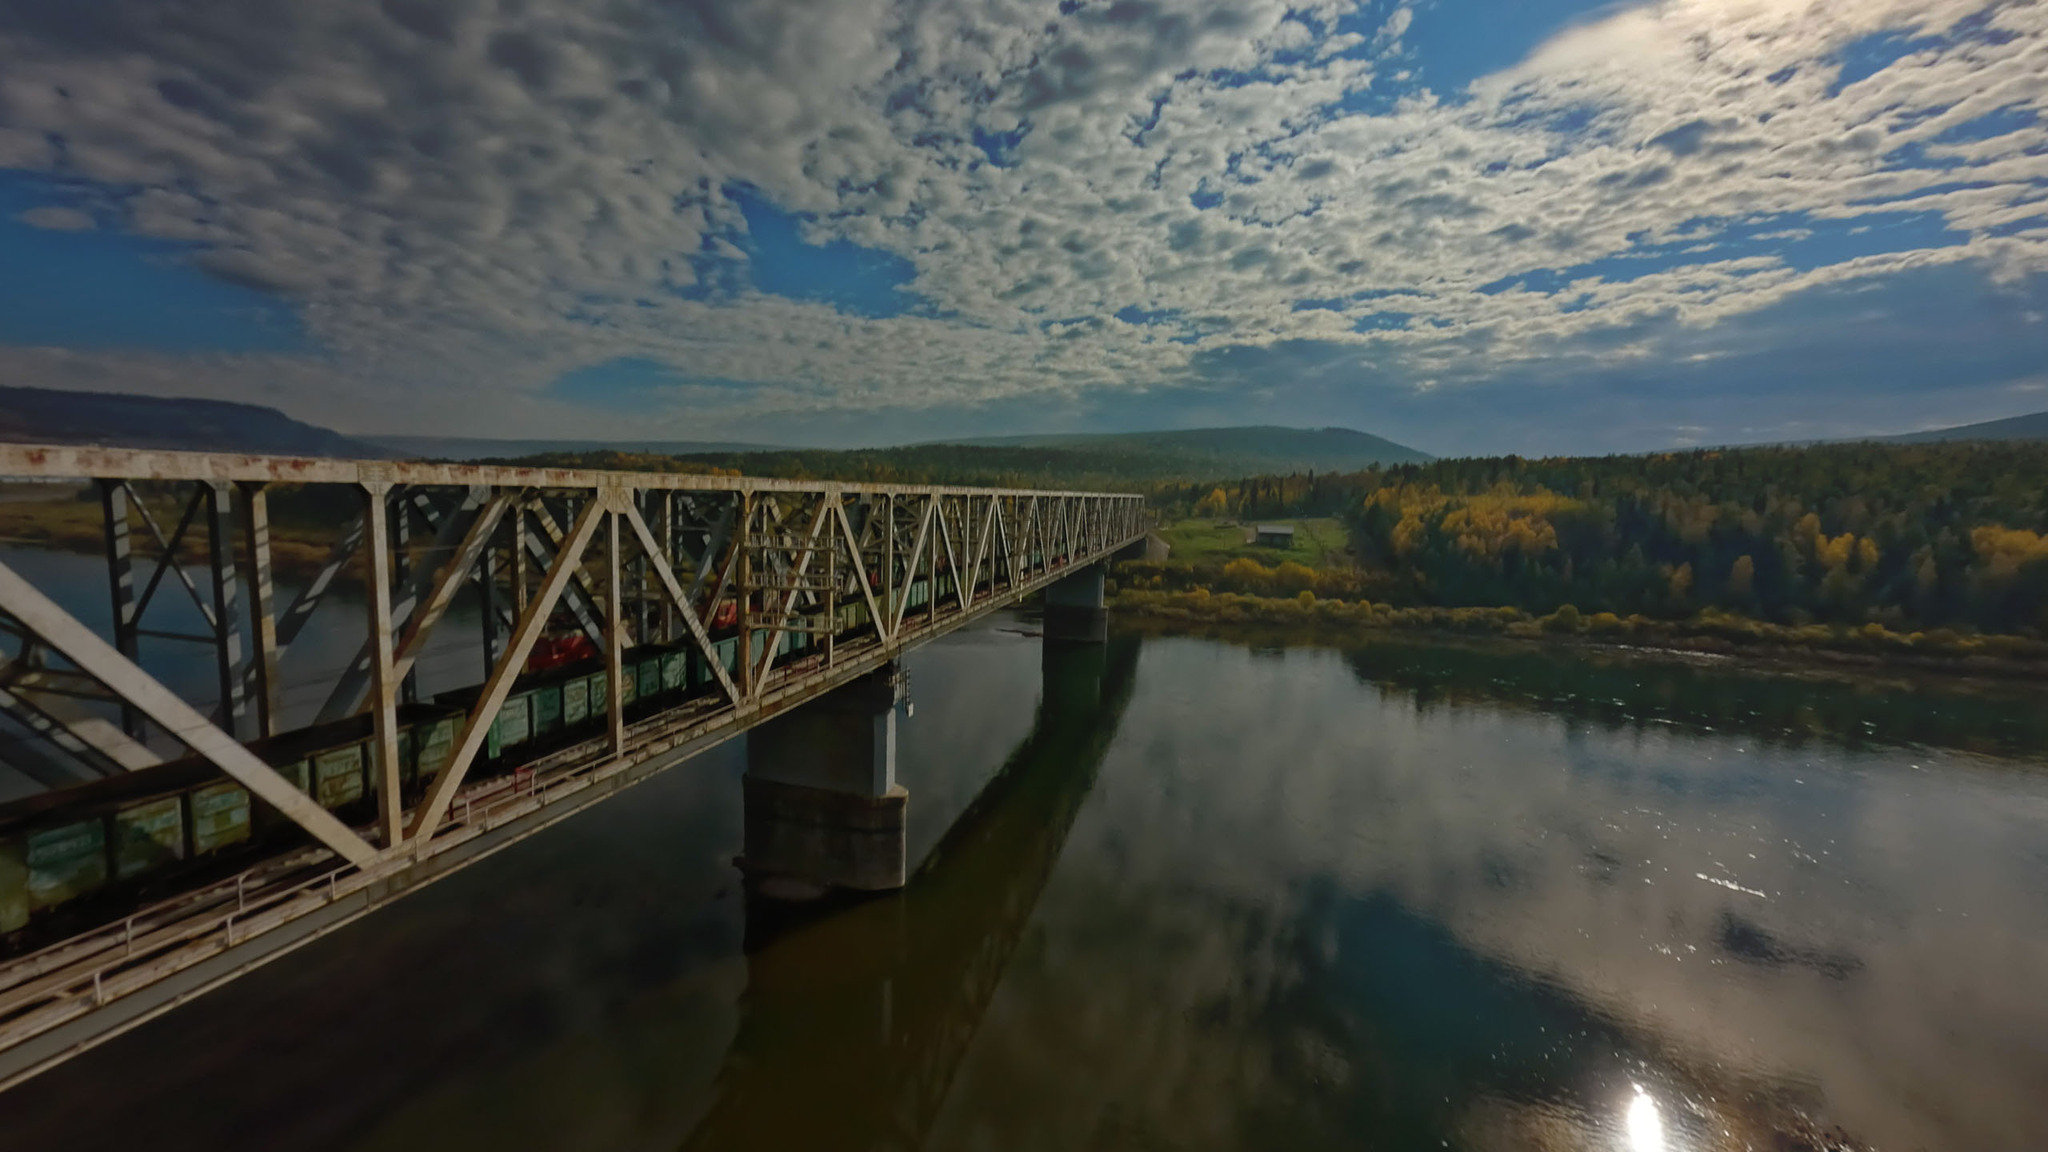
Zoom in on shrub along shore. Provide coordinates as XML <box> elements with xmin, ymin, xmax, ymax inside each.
<box><xmin>1105</xmin><ymin>585</ymin><xmax>2048</xmax><ymax>678</ymax></box>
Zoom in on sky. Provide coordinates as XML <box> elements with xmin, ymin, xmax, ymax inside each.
<box><xmin>0</xmin><ymin>0</ymin><xmax>2045</xmax><ymax>456</ymax></box>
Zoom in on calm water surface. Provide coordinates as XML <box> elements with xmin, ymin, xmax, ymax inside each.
<box><xmin>4</xmin><ymin>609</ymin><xmax>2047</xmax><ymax>1151</ymax></box>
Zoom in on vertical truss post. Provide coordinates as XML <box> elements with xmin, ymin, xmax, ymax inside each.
<box><xmin>479</xmin><ymin>518</ymin><xmax>499</xmax><ymax>675</ymax></box>
<box><xmin>392</xmin><ymin>488</ymin><xmax>419</xmax><ymax>707</ymax></box>
<box><xmin>658</xmin><ymin>491</ymin><xmax>676</xmax><ymax>642</ymax></box>
<box><xmin>825</xmin><ymin>539</ymin><xmax>837</xmax><ymax>669</ymax></box>
<box><xmin>737</xmin><ymin>492</ymin><xmax>753</xmax><ymax>699</ymax></box>
<box><xmin>203</xmin><ymin>482</ymin><xmax>248</xmax><ymax>737</ymax></box>
<box><xmin>237</xmin><ymin>481</ymin><xmax>279</xmax><ymax>739</ymax></box>
<box><xmin>512</xmin><ymin>502</ymin><xmax>530</xmax><ymax>615</ymax></box>
<box><xmin>361</xmin><ymin>483</ymin><xmax>404</xmax><ymax>847</ymax></box>
<box><xmin>605</xmin><ymin>501</ymin><xmax>626</xmax><ymax>757</ymax></box>
<box><xmin>632</xmin><ymin>492</ymin><xmax>651</xmax><ymax>646</ymax></box>
<box><xmin>96</xmin><ymin>479</ymin><xmax>142</xmax><ymax>738</ymax></box>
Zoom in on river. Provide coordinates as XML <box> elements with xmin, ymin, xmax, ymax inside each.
<box><xmin>2</xmin><ymin>606</ymin><xmax>2045</xmax><ymax>1151</ymax></box>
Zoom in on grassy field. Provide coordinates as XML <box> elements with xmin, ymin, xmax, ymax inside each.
<box><xmin>1154</xmin><ymin>517</ymin><xmax>1353</xmax><ymax>568</ymax></box>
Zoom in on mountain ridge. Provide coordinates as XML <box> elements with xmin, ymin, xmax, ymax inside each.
<box><xmin>361</xmin><ymin>434</ymin><xmax>780</xmax><ymax>461</ymax></box>
<box><xmin>0</xmin><ymin>386</ymin><xmax>378</xmax><ymax>458</ymax></box>
<box><xmin>916</xmin><ymin>424</ymin><xmax>1433</xmax><ymax>470</ymax></box>
<box><xmin>1884</xmin><ymin>409</ymin><xmax>2048</xmax><ymax>444</ymax></box>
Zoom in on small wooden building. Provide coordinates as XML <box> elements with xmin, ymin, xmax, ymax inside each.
<box><xmin>1254</xmin><ymin>524</ymin><xmax>1295</xmax><ymax>548</ymax></box>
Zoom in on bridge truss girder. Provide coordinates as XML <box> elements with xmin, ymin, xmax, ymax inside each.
<box><xmin>0</xmin><ymin>444</ymin><xmax>1146</xmax><ymax>859</ymax></box>
<box><xmin>0</xmin><ymin>446</ymin><xmax>1146</xmax><ymax>1084</ymax></box>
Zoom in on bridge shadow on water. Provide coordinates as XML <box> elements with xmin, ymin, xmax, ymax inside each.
<box><xmin>679</xmin><ymin>635</ymin><xmax>1141</xmax><ymax>1152</ymax></box>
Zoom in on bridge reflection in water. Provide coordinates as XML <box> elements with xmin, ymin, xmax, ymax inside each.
<box><xmin>682</xmin><ymin>635</ymin><xmax>1139</xmax><ymax>1151</ymax></box>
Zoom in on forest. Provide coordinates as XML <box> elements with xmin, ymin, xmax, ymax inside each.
<box><xmin>492</xmin><ymin>425</ymin><xmax>1420</xmax><ymax>490</ymax></box>
<box><xmin>1144</xmin><ymin>442</ymin><xmax>2048</xmax><ymax>637</ymax></box>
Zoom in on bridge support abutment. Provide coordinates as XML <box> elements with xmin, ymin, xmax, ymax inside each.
<box><xmin>1043</xmin><ymin>562</ymin><xmax>1108</xmax><ymax>644</ymax></box>
<box><xmin>741</xmin><ymin>663</ymin><xmax>908</xmax><ymax>896</ymax></box>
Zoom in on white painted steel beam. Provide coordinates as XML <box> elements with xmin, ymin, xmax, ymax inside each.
<box><xmin>361</xmin><ymin>485</ymin><xmax>405</xmax><ymax>846</ymax></box>
<box><xmin>605</xmin><ymin>508</ymin><xmax>626</xmax><ymax>756</ymax></box>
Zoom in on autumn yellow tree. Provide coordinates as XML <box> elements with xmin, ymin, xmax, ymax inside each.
<box><xmin>1727</xmin><ymin>554</ymin><xmax>1755</xmax><ymax>602</ymax></box>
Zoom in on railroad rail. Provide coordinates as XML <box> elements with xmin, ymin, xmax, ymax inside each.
<box><xmin>0</xmin><ymin>443</ymin><xmax>1148</xmax><ymax>1086</ymax></box>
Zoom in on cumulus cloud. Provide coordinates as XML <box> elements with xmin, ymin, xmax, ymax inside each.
<box><xmin>14</xmin><ymin>204</ymin><xmax>93</xmax><ymax>230</ymax></box>
<box><xmin>0</xmin><ymin>0</ymin><xmax>2042</xmax><ymax>439</ymax></box>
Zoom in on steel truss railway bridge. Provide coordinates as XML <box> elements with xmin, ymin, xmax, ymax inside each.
<box><xmin>0</xmin><ymin>443</ymin><xmax>1147</xmax><ymax>1089</ymax></box>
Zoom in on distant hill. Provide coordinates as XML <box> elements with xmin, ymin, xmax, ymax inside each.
<box><xmin>927</xmin><ymin>426</ymin><xmax>1432</xmax><ymax>474</ymax></box>
<box><xmin>365</xmin><ymin>435</ymin><xmax>779</xmax><ymax>461</ymax></box>
<box><xmin>1887</xmin><ymin>409</ymin><xmax>2048</xmax><ymax>444</ymax></box>
<box><xmin>0</xmin><ymin>386</ymin><xmax>376</xmax><ymax>458</ymax></box>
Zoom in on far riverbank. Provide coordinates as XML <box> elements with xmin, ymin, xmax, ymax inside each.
<box><xmin>1108</xmin><ymin>586</ymin><xmax>2048</xmax><ymax>683</ymax></box>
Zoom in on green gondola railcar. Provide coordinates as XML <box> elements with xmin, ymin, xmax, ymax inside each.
<box><xmin>186</xmin><ymin>780</ymin><xmax>252</xmax><ymax>856</ymax></box>
<box><xmin>0</xmin><ymin>839</ymin><xmax>26</xmax><ymax>934</ymax></box>
<box><xmin>500</xmin><ymin>691</ymin><xmax>536</xmax><ymax>751</ymax></box>
<box><xmin>412</xmin><ymin>711</ymin><xmax>460</xmax><ymax>786</ymax></box>
<box><xmin>312</xmin><ymin>743</ymin><xmax>368</xmax><ymax>810</ymax></box>
<box><xmin>26</xmin><ymin>819</ymin><xmax>108</xmax><ymax>915</ymax></box>
<box><xmin>111</xmin><ymin>795</ymin><xmax>186</xmax><ymax>881</ymax></box>
<box><xmin>529</xmin><ymin>681</ymin><xmax>566</xmax><ymax>742</ymax></box>
<box><xmin>274</xmin><ymin>757</ymin><xmax>313</xmax><ymax>796</ymax></box>
<box><xmin>562</xmin><ymin>673</ymin><xmax>591</xmax><ymax>726</ymax></box>
<box><xmin>687</xmin><ymin>640</ymin><xmax>725</xmax><ymax>690</ymax></box>
<box><xmin>0</xmin><ymin>705</ymin><xmax>468</xmax><ymax>949</ymax></box>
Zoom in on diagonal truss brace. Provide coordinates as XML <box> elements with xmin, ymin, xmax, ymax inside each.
<box><xmin>407</xmin><ymin>496</ymin><xmax>608</xmax><ymax>844</ymax></box>
<box><xmin>620</xmin><ymin>501</ymin><xmax>743</xmax><ymax>709</ymax></box>
<box><xmin>0</xmin><ymin>558</ymin><xmax>377</xmax><ymax>866</ymax></box>
<box><xmin>833</xmin><ymin>499</ymin><xmax>890</xmax><ymax>647</ymax></box>
<box><xmin>749</xmin><ymin>495</ymin><xmax>835</xmax><ymax>694</ymax></box>
<box><xmin>889</xmin><ymin>497</ymin><xmax>936</xmax><ymax>636</ymax></box>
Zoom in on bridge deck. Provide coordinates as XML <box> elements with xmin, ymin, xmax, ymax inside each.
<box><xmin>0</xmin><ymin>444</ymin><xmax>1146</xmax><ymax>1086</ymax></box>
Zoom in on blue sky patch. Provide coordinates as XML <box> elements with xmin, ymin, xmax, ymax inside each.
<box><xmin>973</xmin><ymin>124</ymin><xmax>1030</xmax><ymax>167</ymax></box>
<box><xmin>1479</xmin><ymin>209</ymin><xmax>1971</xmax><ymax>297</ymax></box>
<box><xmin>1337</xmin><ymin>0</ymin><xmax>1630</xmax><ymax>102</ymax></box>
<box><xmin>1827</xmin><ymin>27</ymin><xmax>1944</xmax><ymax>96</ymax></box>
<box><xmin>544</xmin><ymin>356</ymin><xmax>746</xmax><ymax>412</ymax></box>
<box><xmin>1115</xmin><ymin>305</ymin><xmax>1179</xmax><ymax>326</ymax></box>
<box><xmin>1931</xmin><ymin>104</ymin><xmax>2039</xmax><ymax>144</ymax></box>
<box><xmin>728</xmin><ymin>186</ymin><xmax>920</xmax><ymax>318</ymax></box>
<box><xmin>0</xmin><ymin>171</ymin><xmax>305</xmax><ymax>353</ymax></box>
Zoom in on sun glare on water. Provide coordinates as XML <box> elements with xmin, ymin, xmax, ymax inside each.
<box><xmin>1627</xmin><ymin>1085</ymin><xmax>1667</xmax><ymax>1152</ymax></box>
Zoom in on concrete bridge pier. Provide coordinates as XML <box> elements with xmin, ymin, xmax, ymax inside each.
<box><xmin>1043</xmin><ymin>562</ymin><xmax>1109</xmax><ymax>644</ymax></box>
<box><xmin>741</xmin><ymin>664</ymin><xmax>908</xmax><ymax>898</ymax></box>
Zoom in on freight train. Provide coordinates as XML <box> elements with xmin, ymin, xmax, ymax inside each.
<box><xmin>0</xmin><ymin>569</ymin><xmax>972</xmax><ymax>952</ymax></box>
